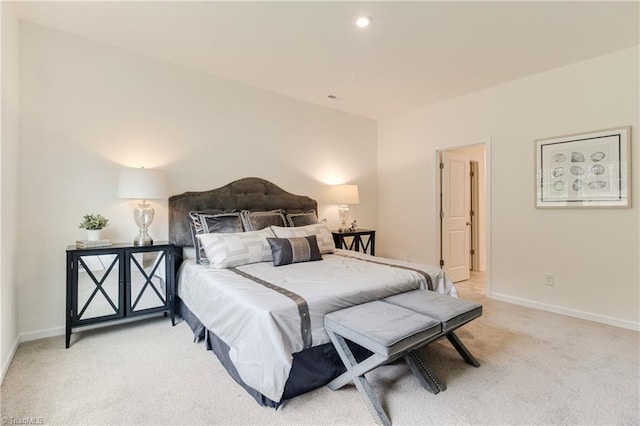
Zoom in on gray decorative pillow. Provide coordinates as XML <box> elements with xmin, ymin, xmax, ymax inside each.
<box><xmin>271</xmin><ymin>223</ymin><xmax>336</xmax><ymax>254</ymax></box>
<box><xmin>267</xmin><ymin>235</ymin><xmax>322</xmax><ymax>267</ymax></box>
<box><xmin>187</xmin><ymin>211</ymin><xmax>208</xmax><ymax>264</ymax></box>
<box><xmin>201</xmin><ymin>213</ymin><xmax>243</xmax><ymax>234</ymax></box>
<box><xmin>241</xmin><ymin>209</ymin><xmax>288</xmax><ymax>231</ymax></box>
<box><xmin>188</xmin><ymin>211</ymin><xmax>242</xmax><ymax>264</ymax></box>
<box><xmin>285</xmin><ymin>210</ymin><xmax>319</xmax><ymax>227</ymax></box>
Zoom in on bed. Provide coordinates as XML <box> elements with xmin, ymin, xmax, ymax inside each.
<box><xmin>169</xmin><ymin>177</ymin><xmax>456</xmax><ymax>407</ymax></box>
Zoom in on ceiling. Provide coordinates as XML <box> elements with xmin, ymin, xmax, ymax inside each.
<box><xmin>14</xmin><ymin>1</ymin><xmax>640</xmax><ymax>120</ymax></box>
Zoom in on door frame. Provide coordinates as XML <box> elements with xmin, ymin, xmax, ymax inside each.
<box><xmin>435</xmin><ymin>139</ymin><xmax>492</xmax><ymax>295</ymax></box>
<box><xmin>470</xmin><ymin>160</ymin><xmax>480</xmax><ymax>271</ymax></box>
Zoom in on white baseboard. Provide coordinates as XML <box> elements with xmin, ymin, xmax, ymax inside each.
<box><xmin>20</xmin><ymin>326</ymin><xmax>65</xmax><ymax>342</ymax></box>
<box><xmin>490</xmin><ymin>292</ymin><xmax>639</xmax><ymax>331</ymax></box>
<box><xmin>19</xmin><ymin>312</ymin><xmax>167</xmax><ymax>344</ymax></box>
<box><xmin>1</xmin><ymin>335</ymin><xmax>20</xmax><ymax>383</ymax></box>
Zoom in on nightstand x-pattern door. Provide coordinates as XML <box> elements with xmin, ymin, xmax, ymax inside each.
<box><xmin>126</xmin><ymin>249</ymin><xmax>168</xmax><ymax>315</ymax></box>
<box><xmin>73</xmin><ymin>252</ymin><xmax>124</xmax><ymax>325</ymax></box>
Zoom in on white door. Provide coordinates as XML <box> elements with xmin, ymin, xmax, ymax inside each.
<box><xmin>441</xmin><ymin>151</ymin><xmax>471</xmax><ymax>282</ymax></box>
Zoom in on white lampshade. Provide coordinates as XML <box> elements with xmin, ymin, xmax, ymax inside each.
<box><xmin>117</xmin><ymin>167</ymin><xmax>167</xmax><ymax>200</ymax></box>
<box><xmin>330</xmin><ymin>184</ymin><xmax>360</xmax><ymax>205</ymax></box>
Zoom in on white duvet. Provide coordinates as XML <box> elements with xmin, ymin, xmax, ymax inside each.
<box><xmin>177</xmin><ymin>249</ymin><xmax>456</xmax><ymax>402</ymax></box>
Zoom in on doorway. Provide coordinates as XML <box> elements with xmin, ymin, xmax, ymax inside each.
<box><xmin>438</xmin><ymin>143</ymin><xmax>487</xmax><ymax>290</ymax></box>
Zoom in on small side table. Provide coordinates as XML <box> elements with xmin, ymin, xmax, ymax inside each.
<box><xmin>332</xmin><ymin>229</ymin><xmax>375</xmax><ymax>256</ymax></box>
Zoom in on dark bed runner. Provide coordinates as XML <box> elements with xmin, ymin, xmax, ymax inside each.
<box><xmin>176</xmin><ymin>297</ymin><xmax>370</xmax><ymax>408</ymax></box>
<box><xmin>228</xmin><ymin>266</ymin><xmax>313</xmax><ymax>349</ymax></box>
<box><xmin>335</xmin><ymin>252</ymin><xmax>434</xmax><ymax>290</ymax></box>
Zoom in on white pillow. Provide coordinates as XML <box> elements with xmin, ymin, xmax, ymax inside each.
<box><xmin>197</xmin><ymin>228</ymin><xmax>275</xmax><ymax>268</ymax></box>
<box><xmin>270</xmin><ymin>223</ymin><xmax>335</xmax><ymax>254</ymax></box>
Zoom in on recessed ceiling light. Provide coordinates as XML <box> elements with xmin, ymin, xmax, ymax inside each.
<box><xmin>356</xmin><ymin>16</ymin><xmax>371</xmax><ymax>28</ymax></box>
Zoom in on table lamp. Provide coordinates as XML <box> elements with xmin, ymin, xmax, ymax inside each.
<box><xmin>330</xmin><ymin>184</ymin><xmax>360</xmax><ymax>232</ymax></box>
<box><xmin>117</xmin><ymin>167</ymin><xmax>167</xmax><ymax>246</ymax></box>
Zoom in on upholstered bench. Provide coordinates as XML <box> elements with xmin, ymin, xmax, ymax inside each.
<box><xmin>324</xmin><ymin>290</ymin><xmax>482</xmax><ymax>426</ymax></box>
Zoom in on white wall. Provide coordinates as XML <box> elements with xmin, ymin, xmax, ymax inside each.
<box><xmin>17</xmin><ymin>22</ymin><xmax>377</xmax><ymax>338</ymax></box>
<box><xmin>1</xmin><ymin>2</ymin><xmax>21</xmax><ymax>381</ymax></box>
<box><xmin>378</xmin><ymin>47</ymin><xmax>639</xmax><ymax>329</ymax></box>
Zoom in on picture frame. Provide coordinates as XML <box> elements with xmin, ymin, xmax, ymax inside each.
<box><xmin>535</xmin><ymin>126</ymin><xmax>631</xmax><ymax>208</ymax></box>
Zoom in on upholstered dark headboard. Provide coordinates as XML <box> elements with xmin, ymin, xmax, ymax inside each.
<box><xmin>168</xmin><ymin>177</ymin><xmax>318</xmax><ymax>247</ymax></box>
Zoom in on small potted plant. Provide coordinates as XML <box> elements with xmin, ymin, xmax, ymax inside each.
<box><xmin>79</xmin><ymin>213</ymin><xmax>109</xmax><ymax>241</ymax></box>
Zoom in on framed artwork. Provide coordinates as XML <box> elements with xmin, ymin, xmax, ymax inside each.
<box><xmin>535</xmin><ymin>126</ymin><xmax>631</xmax><ymax>208</ymax></box>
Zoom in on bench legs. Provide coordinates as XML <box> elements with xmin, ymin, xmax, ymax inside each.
<box><xmin>403</xmin><ymin>330</ymin><xmax>480</xmax><ymax>394</ymax></box>
<box><xmin>326</xmin><ymin>329</ymin><xmax>480</xmax><ymax>426</ymax></box>
<box><xmin>327</xmin><ymin>330</ymin><xmax>392</xmax><ymax>426</ymax></box>
<box><xmin>446</xmin><ymin>331</ymin><xmax>480</xmax><ymax>367</ymax></box>
<box><xmin>405</xmin><ymin>349</ymin><xmax>445</xmax><ymax>394</ymax></box>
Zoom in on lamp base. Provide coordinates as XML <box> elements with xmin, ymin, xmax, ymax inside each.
<box><xmin>338</xmin><ymin>205</ymin><xmax>350</xmax><ymax>232</ymax></box>
<box><xmin>133</xmin><ymin>201</ymin><xmax>155</xmax><ymax>246</ymax></box>
<box><xmin>133</xmin><ymin>234</ymin><xmax>153</xmax><ymax>246</ymax></box>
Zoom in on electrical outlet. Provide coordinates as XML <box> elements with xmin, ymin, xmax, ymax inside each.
<box><xmin>544</xmin><ymin>273</ymin><xmax>555</xmax><ymax>286</ymax></box>
<box><xmin>406</xmin><ymin>254</ymin><xmax>412</xmax><ymax>262</ymax></box>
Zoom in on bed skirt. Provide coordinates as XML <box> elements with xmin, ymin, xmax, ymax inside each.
<box><xmin>176</xmin><ymin>297</ymin><xmax>370</xmax><ymax>408</ymax></box>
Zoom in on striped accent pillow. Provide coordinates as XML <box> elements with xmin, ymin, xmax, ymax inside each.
<box><xmin>267</xmin><ymin>235</ymin><xmax>322</xmax><ymax>267</ymax></box>
<box><xmin>197</xmin><ymin>228</ymin><xmax>275</xmax><ymax>268</ymax></box>
<box><xmin>270</xmin><ymin>223</ymin><xmax>335</xmax><ymax>254</ymax></box>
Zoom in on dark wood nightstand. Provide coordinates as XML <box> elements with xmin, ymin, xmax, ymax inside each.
<box><xmin>65</xmin><ymin>242</ymin><xmax>181</xmax><ymax>348</ymax></box>
<box><xmin>332</xmin><ymin>229</ymin><xmax>375</xmax><ymax>256</ymax></box>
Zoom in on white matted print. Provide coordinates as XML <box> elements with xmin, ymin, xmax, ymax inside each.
<box><xmin>535</xmin><ymin>127</ymin><xmax>630</xmax><ymax>208</ymax></box>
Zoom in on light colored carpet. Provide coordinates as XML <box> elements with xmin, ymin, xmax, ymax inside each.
<box><xmin>2</xmin><ymin>278</ymin><xmax>638</xmax><ymax>425</ymax></box>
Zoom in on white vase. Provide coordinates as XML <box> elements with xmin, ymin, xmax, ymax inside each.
<box><xmin>86</xmin><ymin>230</ymin><xmax>101</xmax><ymax>241</ymax></box>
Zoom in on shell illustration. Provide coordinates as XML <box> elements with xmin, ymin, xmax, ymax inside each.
<box><xmin>552</xmin><ymin>167</ymin><xmax>564</xmax><ymax>178</ymax></box>
<box><xmin>570</xmin><ymin>166</ymin><xmax>584</xmax><ymax>176</ymax></box>
<box><xmin>590</xmin><ymin>152</ymin><xmax>606</xmax><ymax>162</ymax></box>
<box><xmin>591</xmin><ymin>164</ymin><xmax>605</xmax><ymax>175</ymax></box>
<box><xmin>552</xmin><ymin>153</ymin><xmax>567</xmax><ymax>163</ymax></box>
<box><xmin>571</xmin><ymin>152</ymin><xmax>585</xmax><ymax>162</ymax></box>
<box><xmin>553</xmin><ymin>181</ymin><xmax>566</xmax><ymax>192</ymax></box>
<box><xmin>572</xmin><ymin>179</ymin><xmax>583</xmax><ymax>191</ymax></box>
<box><xmin>588</xmin><ymin>181</ymin><xmax>607</xmax><ymax>190</ymax></box>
